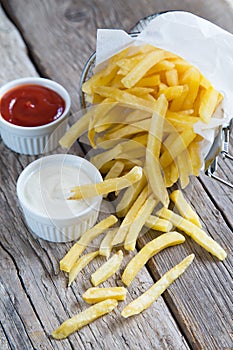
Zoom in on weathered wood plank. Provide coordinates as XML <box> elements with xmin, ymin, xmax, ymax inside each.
<box><xmin>0</xmin><ymin>322</ymin><xmax>11</xmax><ymax>350</ymax></box>
<box><xmin>199</xmin><ymin>134</ymin><xmax>233</xmax><ymax>229</ymax></box>
<box><xmin>0</xmin><ymin>4</ymin><xmax>191</xmax><ymax>350</ymax></box>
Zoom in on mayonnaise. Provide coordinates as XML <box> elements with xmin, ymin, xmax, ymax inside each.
<box><xmin>23</xmin><ymin>164</ymin><xmax>94</xmax><ymax>219</ymax></box>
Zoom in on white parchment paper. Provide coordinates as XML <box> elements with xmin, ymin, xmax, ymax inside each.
<box><xmin>95</xmin><ymin>11</ymin><xmax>233</xmax><ymax>157</ymax></box>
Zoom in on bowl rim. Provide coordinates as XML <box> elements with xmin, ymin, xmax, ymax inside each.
<box><xmin>16</xmin><ymin>154</ymin><xmax>103</xmax><ymax>222</ymax></box>
<box><xmin>0</xmin><ymin>77</ymin><xmax>71</xmax><ymax>130</ymax></box>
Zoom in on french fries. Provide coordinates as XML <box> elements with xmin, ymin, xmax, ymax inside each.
<box><xmin>91</xmin><ymin>250</ymin><xmax>123</xmax><ymax>286</ymax></box>
<box><xmin>170</xmin><ymin>190</ymin><xmax>202</xmax><ymax>227</ymax></box>
<box><xmin>121</xmin><ymin>254</ymin><xmax>194</xmax><ymax>318</ymax></box>
<box><xmin>60</xmin><ymin>215</ymin><xmax>117</xmax><ymax>272</ymax></box>
<box><xmin>55</xmin><ymin>43</ymin><xmax>227</xmax><ymax>337</ymax></box>
<box><xmin>69</xmin><ymin>166</ymin><xmax>143</xmax><ymax>200</ymax></box>
<box><xmin>157</xmin><ymin>208</ymin><xmax>227</xmax><ymax>260</ymax></box>
<box><xmin>145</xmin><ymin>94</ymin><xmax>169</xmax><ymax>207</ymax></box>
<box><xmin>68</xmin><ymin>251</ymin><xmax>99</xmax><ymax>287</ymax></box>
<box><xmin>60</xmin><ymin>43</ymin><xmax>223</xmax><ymax>198</ymax></box>
<box><xmin>99</xmin><ymin>228</ymin><xmax>118</xmax><ymax>258</ymax></box>
<box><xmin>145</xmin><ymin>215</ymin><xmax>173</xmax><ymax>232</ymax></box>
<box><xmin>122</xmin><ymin>232</ymin><xmax>185</xmax><ymax>286</ymax></box>
<box><xmin>52</xmin><ymin>299</ymin><xmax>118</xmax><ymax>339</ymax></box>
<box><xmin>83</xmin><ymin>287</ymin><xmax>127</xmax><ymax>304</ymax></box>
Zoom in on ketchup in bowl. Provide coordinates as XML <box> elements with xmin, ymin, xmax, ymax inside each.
<box><xmin>0</xmin><ymin>84</ymin><xmax>65</xmax><ymax>127</ymax></box>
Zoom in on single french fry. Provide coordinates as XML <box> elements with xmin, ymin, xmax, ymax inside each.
<box><xmin>136</xmin><ymin>74</ymin><xmax>161</xmax><ymax>87</ymax></box>
<box><xmin>145</xmin><ymin>215</ymin><xmax>173</xmax><ymax>232</ymax></box>
<box><xmin>176</xmin><ymin>150</ymin><xmax>191</xmax><ymax>189</ymax></box>
<box><xmin>170</xmin><ymin>161</ymin><xmax>179</xmax><ymax>184</ymax></box>
<box><xmin>124</xmin><ymin>195</ymin><xmax>158</xmax><ymax>251</ymax></box>
<box><xmin>163</xmin><ymin>163</ymin><xmax>174</xmax><ymax>188</ymax></box>
<box><xmin>59</xmin><ymin>109</ymin><xmax>92</xmax><ymax>149</ymax></box>
<box><xmin>188</xmin><ymin>139</ymin><xmax>202</xmax><ymax>176</ymax></box>
<box><xmin>165</xmin><ymin>69</ymin><xmax>179</xmax><ymax>86</ymax></box>
<box><xmin>145</xmin><ymin>94</ymin><xmax>169</xmax><ymax>206</ymax></box>
<box><xmin>181</xmin><ymin>67</ymin><xmax>200</xmax><ymax>109</ymax></box>
<box><xmin>199</xmin><ymin>86</ymin><xmax>219</xmax><ymax>123</ymax></box>
<box><xmin>99</xmin><ymin>228</ymin><xmax>118</xmax><ymax>258</ymax></box>
<box><xmin>52</xmin><ymin>299</ymin><xmax>118</xmax><ymax>339</ymax></box>
<box><xmin>68</xmin><ymin>251</ymin><xmax>99</xmax><ymax>287</ymax></box>
<box><xmin>157</xmin><ymin>208</ymin><xmax>227</xmax><ymax>260</ymax></box>
<box><xmin>163</xmin><ymin>160</ymin><xmax>179</xmax><ymax>188</ymax></box>
<box><xmin>146</xmin><ymin>60</ymin><xmax>175</xmax><ymax>75</ymax></box>
<box><xmin>113</xmin><ymin>185</ymin><xmax>150</xmax><ymax>246</ymax></box>
<box><xmin>69</xmin><ymin>166</ymin><xmax>143</xmax><ymax>200</ymax></box>
<box><xmin>158</xmin><ymin>85</ymin><xmax>184</xmax><ymax>101</ymax></box>
<box><xmin>122</xmin><ymin>232</ymin><xmax>185</xmax><ymax>286</ymax></box>
<box><xmin>60</xmin><ymin>215</ymin><xmax>118</xmax><ymax>272</ymax></box>
<box><xmin>83</xmin><ymin>287</ymin><xmax>127</xmax><ymax>304</ymax></box>
<box><xmin>91</xmin><ymin>250</ymin><xmax>123</xmax><ymax>286</ymax></box>
<box><xmin>170</xmin><ymin>190</ymin><xmax>202</xmax><ymax>227</ymax></box>
<box><xmin>127</xmin><ymin>87</ymin><xmax>154</xmax><ymax>96</ymax></box>
<box><xmin>121</xmin><ymin>254</ymin><xmax>194</xmax><ymax>317</ymax></box>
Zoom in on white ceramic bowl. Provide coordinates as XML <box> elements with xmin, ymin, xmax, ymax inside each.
<box><xmin>17</xmin><ymin>154</ymin><xmax>103</xmax><ymax>242</ymax></box>
<box><xmin>0</xmin><ymin>77</ymin><xmax>71</xmax><ymax>155</ymax></box>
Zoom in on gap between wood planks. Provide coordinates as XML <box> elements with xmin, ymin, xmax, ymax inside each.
<box><xmin>198</xmin><ymin>175</ymin><xmax>233</xmax><ymax>231</ymax></box>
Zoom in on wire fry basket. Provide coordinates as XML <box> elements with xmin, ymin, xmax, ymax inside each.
<box><xmin>79</xmin><ymin>13</ymin><xmax>233</xmax><ymax>188</ymax></box>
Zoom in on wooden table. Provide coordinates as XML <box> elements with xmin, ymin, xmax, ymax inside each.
<box><xmin>0</xmin><ymin>1</ymin><xmax>232</xmax><ymax>349</ymax></box>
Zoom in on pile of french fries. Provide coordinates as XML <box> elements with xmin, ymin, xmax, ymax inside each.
<box><xmin>53</xmin><ymin>45</ymin><xmax>227</xmax><ymax>339</ymax></box>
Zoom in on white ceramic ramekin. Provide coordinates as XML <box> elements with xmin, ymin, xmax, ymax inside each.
<box><xmin>16</xmin><ymin>154</ymin><xmax>103</xmax><ymax>242</ymax></box>
<box><xmin>0</xmin><ymin>77</ymin><xmax>71</xmax><ymax>155</ymax></box>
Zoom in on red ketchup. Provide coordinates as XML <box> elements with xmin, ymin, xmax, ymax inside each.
<box><xmin>0</xmin><ymin>84</ymin><xmax>65</xmax><ymax>127</ymax></box>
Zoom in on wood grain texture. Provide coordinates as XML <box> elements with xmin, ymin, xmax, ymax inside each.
<box><xmin>0</xmin><ymin>0</ymin><xmax>233</xmax><ymax>349</ymax></box>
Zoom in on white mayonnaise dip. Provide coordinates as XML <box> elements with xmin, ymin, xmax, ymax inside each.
<box><xmin>23</xmin><ymin>164</ymin><xmax>93</xmax><ymax>219</ymax></box>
